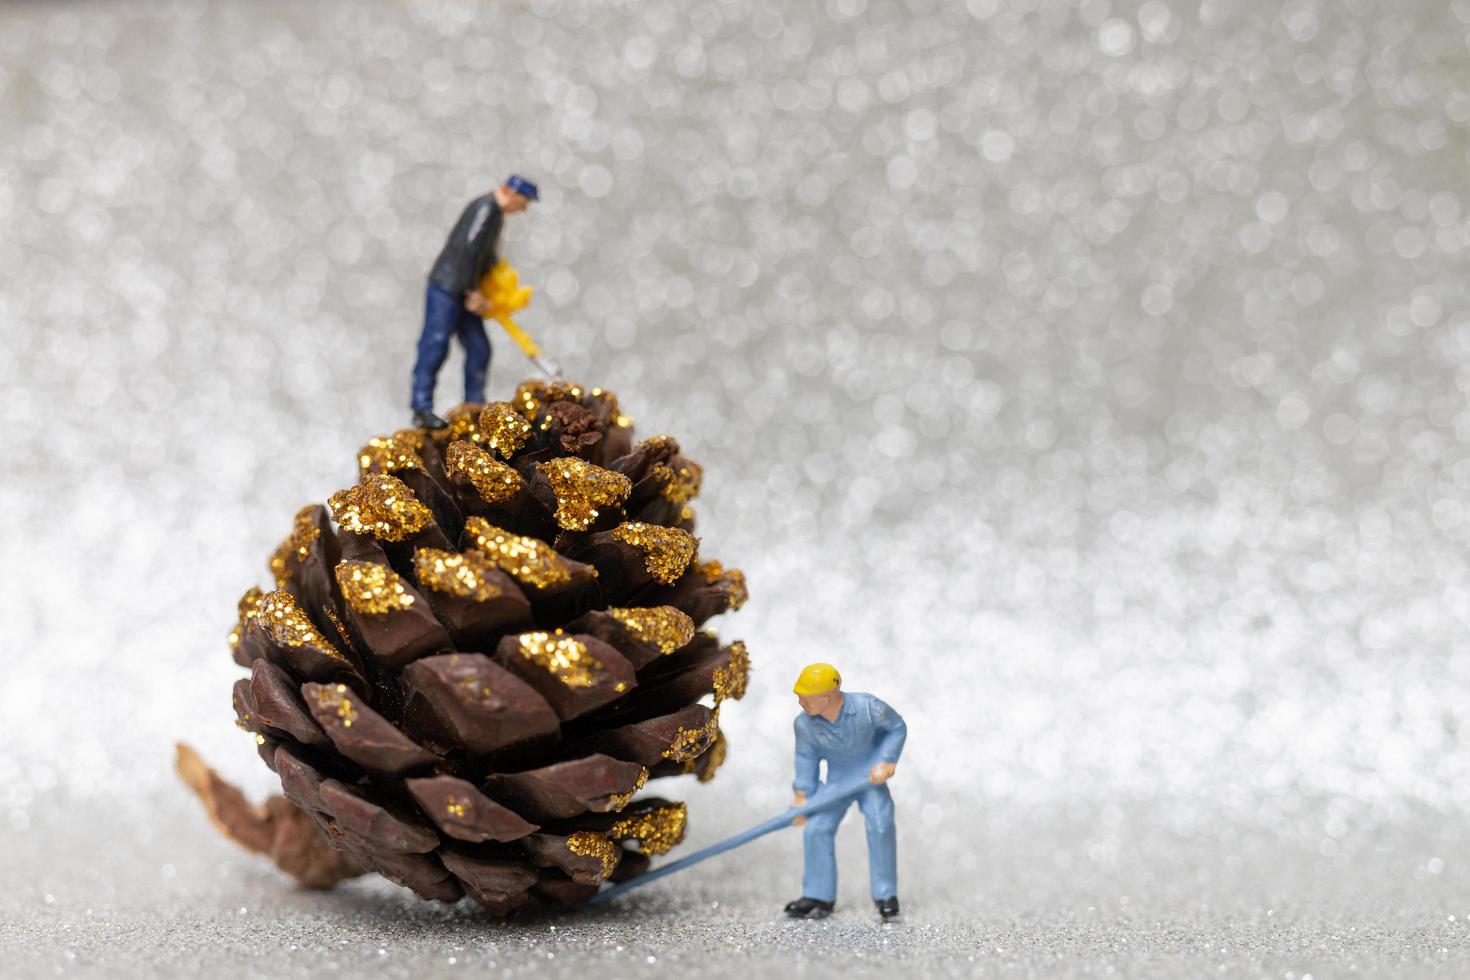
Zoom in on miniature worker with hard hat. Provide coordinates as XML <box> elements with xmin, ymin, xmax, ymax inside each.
<box><xmin>786</xmin><ymin>663</ymin><xmax>907</xmax><ymax>921</ymax></box>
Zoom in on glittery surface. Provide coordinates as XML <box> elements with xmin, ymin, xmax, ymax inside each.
<box><xmin>606</xmin><ymin>768</ymin><xmax>650</xmax><ymax>813</ymax></box>
<box><xmin>227</xmin><ymin>587</ymin><xmax>267</xmax><ymax>651</ymax></box>
<box><xmin>411</xmin><ymin>549</ymin><xmax>504</xmax><ymax>603</ymax></box>
<box><xmin>327</xmin><ymin>474</ymin><xmax>433</xmax><ymax>542</ymax></box>
<box><xmin>698</xmin><ymin>561</ymin><xmax>748</xmax><ymax>612</ymax></box>
<box><xmin>587</xmin><ymin>388</ymin><xmax>628</xmax><ymax>429</ymax></box>
<box><xmin>438</xmin><ymin>404</ymin><xmax>482</xmax><ymax>445</ymax></box>
<box><xmin>565</xmin><ymin>832</ymin><xmax>619</xmax><ymax>880</ymax></box>
<box><xmin>608</xmin><ymin>606</ymin><xmax>696</xmax><ymax>655</ymax></box>
<box><xmin>691</xmin><ymin>730</ymin><xmax>728</xmax><ymax>783</ymax></box>
<box><xmin>712</xmin><ymin>642</ymin><xmax>750</xmax><ymax>703</ymax></box>
<box><xmin>514</xmin><ymin>380</ymin><xmax>584</xmax><ymax>421</ymax></box>
<box><xmin>477</xmin><ymin>402</ymin><xmax>534</xmax><ymax>459</ymax></box>
<box><xmin>663</xmin><ymin>708</ymin><xmax>721</xmax><ymax>764</ymax></box>
<box><xmin>256</xmin><ymin>590</ymin><xmax>343</xmax><ymax>660</ymax></box>
<box><xmin>267</xmin><ymin>505</ymin><xmax>321</xmax><ymax>588</ymax></box>
<box><xmin>8</xmin><ymin>0</ymin><xmax>1470</xmax><ymax>976</ymax></box>
<box><xmin>356</xmin><ymin>429</ymin><xmax>425</xmax><ymax>476</ymax></box>
<box><xmin>462</xmin><ymin>517</ymin><xmax>574</xmax><ymax>590</ymax></box>
<box><xmin>443</xmin><ymin>441</ymin><xmax>524</xmax><ymax>504</ymax></box>
<box><xmin>612</xmin><ymin>522</ymin><xmax>698</xmax><ymax>585</ymax></box>
<box><xmin>514</xmin><ymin>631</ymin><xmax>606</xmax><ymax>689</ymax></box>
<box><xmin>610</xmin><ymin>803</ymin><xmax>689</xmax><ymax>857</ymax></box>
<box><xmin>537</xmin><ymin>457</ymin><xmax>633</xmax><ymax>531</ymax></box>
<box><xmin>334</xmin><ymin>560</ymin><xmax>416</xmax><ymax>617</ymax></box>
<box><xmin>652</xmin><ymin>461</ymin><xmax>703</xmax><ymax>505</ymax></box>
<box><xmin>312</xmin><ymin>683</ymin><xmax>359</xmax><ymax>729</ymax></box>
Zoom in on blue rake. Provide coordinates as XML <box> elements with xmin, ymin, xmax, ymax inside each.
<box><xmin>587</xmin><ymin>767</ymin><xmax>880</xmax><ymax>906</ymax></box>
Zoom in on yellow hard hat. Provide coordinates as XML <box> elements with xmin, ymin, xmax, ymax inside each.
<box><xmin>793</xmin><ymin>662</ymin><xmax>841</xmax><ymax>696</ymax></box>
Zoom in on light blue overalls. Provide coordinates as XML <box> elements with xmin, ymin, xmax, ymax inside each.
<box><xmin>792</xmin><ymin>692</ymin><xmax>907</xmax><ymax>903</ymax></box>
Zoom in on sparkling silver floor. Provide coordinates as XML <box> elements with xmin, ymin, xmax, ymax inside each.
<box><xmin>4</xmin><ymin>0</ymin><xmax>1470</xmax><ymax>976</ymax></box>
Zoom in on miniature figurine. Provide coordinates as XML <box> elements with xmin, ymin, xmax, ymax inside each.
<box><xmin>786</xmin><ymin>663</ymin><xmax>907</xmax><ymax>921</ymax></box>
<box><xmin>410</xmin><ymin>174</ymin><xmax>539</xmax><ymax>429</ymax></box>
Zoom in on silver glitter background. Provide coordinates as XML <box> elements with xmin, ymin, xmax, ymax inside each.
<box><xmin>3</xmin><ymin>0</ymin><xmax>1470</xmax><ymax>976</ymax></box>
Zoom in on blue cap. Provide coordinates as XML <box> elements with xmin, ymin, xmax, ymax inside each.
<box><xmin>505</xmin><ymin>174</ymin><xmax>539</xmax><ymax>201</ymax></box>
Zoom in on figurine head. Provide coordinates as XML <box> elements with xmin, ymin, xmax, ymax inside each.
<box><xmin>794</xmin><ymin>662</ymin><xmax>842</xmax><ymax>715</ymax></box>
<box><xmin>497</xmin><ymin>174</ymin><xmax>539</xmax><ymax>214</ymax></box>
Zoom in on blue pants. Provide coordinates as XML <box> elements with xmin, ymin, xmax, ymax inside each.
<box><xmin>410</xmin><ymin>283</ymin><xmax>491</xmax><ymax>412</ymax></box>
<box><xmin>802</xmin><ymin>782</ymin><xmax>897</xmax><ymax>903</ymax></box>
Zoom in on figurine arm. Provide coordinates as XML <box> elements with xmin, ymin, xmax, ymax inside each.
<box><xmin>472</xmin><ymin>242</ymin><xmax>499</xmax><ymax>291</ymax></box>
<box><xmin>792</xmin><ymin>719</ymin><xmax>821</xmax><ymax>795</ymax></box>
<box><xmin>468</xmin><ymin>204</ymin><xmax>500</xmax><ymax>286</ymax></box>
<box><xmin>871</xmin><ymin>698</ymin><xmax>907</xmax><ymax>765</ymax></box>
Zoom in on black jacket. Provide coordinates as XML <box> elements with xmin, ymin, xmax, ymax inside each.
<box><xmin>428</xmin><ymin>194</ymin><xmax>503</xmax><ymax>296</ymax></box>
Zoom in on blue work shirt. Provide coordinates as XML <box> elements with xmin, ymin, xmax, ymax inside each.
<box><xmin>792</xmin><ymin>692</ymin><xmax>907</xmax><ymax>795</ymax></box>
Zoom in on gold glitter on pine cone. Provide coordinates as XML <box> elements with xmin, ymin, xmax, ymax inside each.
<box><xmin>662</xmin><ymin>706</ymin><xmax>720</xmax><ymax>762</ymax></box>
<box><xmin>588</xmin><ymin>387</ymin><xmax>633</xmax><ymax>430</ymax></box>
<box><xmin>612</xmin><ymin>521</ymin><xmax>698</xmax><ymax>584</ymax></box>
<box><xmin>609</xmin><ymin>606</ymin><xmax>695</xmax><ymax>655</ymax></box>
<box><xmin>699</xmin><ymin>560</ymin><xmax>749</xmax><ymax>611</ymax></box>
<box><xmin>228</xmin><ymin>586</ymin><xmax>266</xmax><ymax>651</ymax></box>
<box><xmin>513</xmin><ymin>379</ymin><xmax>585</xmax><ymax>420</ymax></box>
<box><xmin>441</xmin><ymin>404</ymin><xmax>482</xmax><ymax>443</ymax></box>
<box><xmin>566</xmin><ymin>831</ymin><xmax>618</xmax><ymax>879</ymax></box>
<box><xmin>712</xmin><ymin>641</ymin><xmax>750</xmax><ymax>702</ymax></box>
<box><xmin>653</xmin><ymin>460</ymin><xmax>703</xmax><ymax>504</ymax></box>
<box><xmin>609</xmin><ymin>803</ymin><xmax>688</xmax><ymax>856</ymax></box>
<box><xmin>606</xmin><ymin>768</ymin><xmax>650</xmax><ymax>812</ymax></box>
<box><xmin>478</xmin><ymin>402</ymin><xmax>533</xmax><ymax>458</ymax></box>
<box><xmin>269</xmin><ymin>506</ymin><xmax>321</xmax><ymax>588</ymax></box>
<box><xmin>311</xmin><ymin>683</ymin><xmax>359</xmax><ymax>728</ymax></box>
<box><xmin>689</xmin><ymin>731</ymin><xmax>728</xmax><ymax>782</ymax></box>
<box><xmin>463</xmin><ymin>517</ymin><xmax>574</xmax><ymax>590</ymax></box>
<box><xmin>334</xmin><ymin>560</ymin><xmax>415</xmax><ymax>616</ymax></box>
<box><xmin>412</xmin><ymin>548</ymin><xmax>505</xmax><ymax>602</ymax></box>
<box><xmin>515</xmin><ymin>630</ymin><xmax>607</xmax><ymax>689</ymax></box>
<box><xmin>537</xmin><ymin>458</ymin><xmax>632</xmax><ymax>531</ymax></box>
<box><xmin>328</xmin><ymin>473</ymin><xmax>433</xmax><ymax>541</ymax></box>
<box><xmin>357</xmin><ymin>429</ymin><xmax>424</xmax><ymax>475</ymax></box>
<box><xmin>204</xmin><ymin>379</ymin><xmax>751</xmax><ymax>918</ymax></box>
<box><xmin>444</xmin><ymin>442</ymin><xmax>524</xmax><ymax>503</ymax></box>
<box><xmin>256</xmin><ymin>590</ymin><xmax>345</xmax><ymax>659</ymax></box>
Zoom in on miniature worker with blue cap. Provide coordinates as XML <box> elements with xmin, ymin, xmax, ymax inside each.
<box><xmin>786</xmin><ymin>663</ymin><xmax>907</xmax><ymax>921</ymax></box>
<box><xmin>409</xmin><ymin>174</ymin><xmax>539</xmax><ymax>429</ymax></box>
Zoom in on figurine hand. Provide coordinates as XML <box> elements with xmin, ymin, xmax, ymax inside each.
<box><xmin>868</xmin><ymin>762</ymin><xmax>896</xmax><ymax>785</ymax></box>
<box><xmin>791</xmin><ymin>791</ymin><xmax>807</xmax><ymax>826</ymax></box>
<box><xmin>464</xmin><ymin>290</ymin><xmax>487</xmax><ymax>314</ymax></box>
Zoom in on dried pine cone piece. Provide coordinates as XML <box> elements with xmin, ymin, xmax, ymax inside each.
<box><xmin>194</xmin><ymin>380</ymin><xmax>749</xmax><ymax>916</ymax></box>
<box><xmin>174</xmin><ymin>743</ymin><xmax>365</xmax><ymax>889</ymax></box>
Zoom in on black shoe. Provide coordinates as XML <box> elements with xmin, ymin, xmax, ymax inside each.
<box><xmin>876</xmin><ymin>896</ymin><xmax>900</xmax><ymax>920</ymax></box>
<box><xmin>412</xmin><ymin>409</ymin><xmax>449</xmax><ymax>430</ymax></box>
<box><xmin>784</xmin><ymin>897</ymin><xmax>834</xmax><ymax>919</ymax></box>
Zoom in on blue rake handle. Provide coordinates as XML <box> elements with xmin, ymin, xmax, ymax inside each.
<box><xmin>587</xmin><ymin>768</ymin><xmax>880</xmax><ymax>906</ymax></box>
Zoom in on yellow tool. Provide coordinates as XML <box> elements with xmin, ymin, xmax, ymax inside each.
<box><xmin>478</xmin><ymin>261</ymin><xmax>561</xmax><ymax>379</ymax></box>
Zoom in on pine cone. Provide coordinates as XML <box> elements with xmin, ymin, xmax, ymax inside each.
<box><xmin>208</xmin><ymin>380</ymin><xmax>749</xmax><ymax>916</ymax></box>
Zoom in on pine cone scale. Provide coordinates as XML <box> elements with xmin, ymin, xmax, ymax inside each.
<box><xmin>405</xmin><ymin>774</ymin><xmax>539</xmax><ymax>843</ymax></box>
<box><xmin>485</xmin><ymin>754</ymin><xmax>648</xmax><ymax>821</ymax></box>
<box><xmin>301</xmin><ymin>681</ymin><xmax>439</xmax><ymax>776</ymax></box>
<box><xmin>492</xmin><ymin>632</ymin><xmax>636</xmax><ymax>721</ymax></box>
<box><xmin>399</xmin><ymin>653</ymin><xmax>561</xmax><ymax>755</ymax></box>
<box><xmin>249</xmin><ymin>661</ymin><xmax>332</xmax><ymax>749</ymax></box>
<box><xmin>318</xmin><ymin>779</ymin><xmax>440</xmax><ymax>854</ymax></box>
